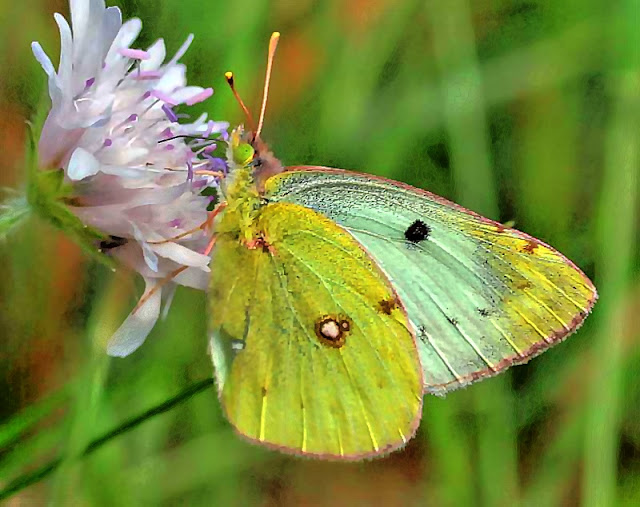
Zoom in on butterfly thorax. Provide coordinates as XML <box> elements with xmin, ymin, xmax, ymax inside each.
<box><xmin>215</xmin><ymin>128</ymin><xmax>269</xmax><ymax>244</ymax></box>
<box><xmin>216</xmin><ymin>167</ymin><xmax>263</xmax><ymax>244</ymax></box>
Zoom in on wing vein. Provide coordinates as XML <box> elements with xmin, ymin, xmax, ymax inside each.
<box><xmin>388</xmin><ymin>240</ymin><xmax>498</xmax><ymax>370</ymax></box>
<box><xmin>268</xmin><ymin>255</ymin><xmax>314</xmax><ymax>452</ymax></box>
<box><xmin>270</xmin><ymin>252</ymin><xmax>362</xmax><ymax>455</ymax></box>
<box><xmin>279</xmin><ymin>244</ymin><xmax>400</xmax><ymax>387</ymax></box>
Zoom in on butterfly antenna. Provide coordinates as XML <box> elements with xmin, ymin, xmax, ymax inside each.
<box><xmin>255</xmin><ymin>31</ymin><xmax>280</xmax><ymax>139</ymax></box>
<box><xmin>225</xmin><ymin>71</ymin><xmax>256</xmax><ymax>132</ymax></box>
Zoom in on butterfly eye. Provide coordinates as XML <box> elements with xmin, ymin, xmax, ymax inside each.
<box><xmin>232</xmin><ymin>142</ymin><xmax>255</xmax><ymax>166</ymax></box>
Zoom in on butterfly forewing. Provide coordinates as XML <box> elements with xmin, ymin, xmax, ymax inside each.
<box><xmin>264</xmin><ymin>168</ymin><xmax>597</xmax><ymax>394</ymax></box>
<box><xmin>209</xmin><ymin>201</ymin><xmax>423</xmax><ymax>459</ymax></box>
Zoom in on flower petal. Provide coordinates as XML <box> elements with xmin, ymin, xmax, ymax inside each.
<box><xmin>31</xmin><ymin>41</ymin><xmax>55</xmax><ymax>76</ymax></box>
<box><xmin>150</xmin><ymin>242</ymin><xmax>211</xmax><ymax>270</ymax></box>
<box><xmin>70</xmin><ymin>0</ymin><xmax>101</xmax><ymax>55</ymax></box>
<box><xmin>74</xmin><ymin>0</ymin><xmax>117</xmax><ymax>85</ymax></box>
<box><xmin>105</xmin><ymin>17</ymin><xmax>142</xmax><ymax>66</ymax></box>
<box><xmin>68</xmin><ymin>147</ymin><xmax>101</xmax><ymax>180</ymax></box>
<box><xmin>155</xmin><ymin>65</ymin><xmax>186</xmax><ymax>93</ymax></box>
<box><xmin>173</xmin><ymin>266</ymin><xmax>209</xmax><ymax>290</ymax></box>
<box><xmin>168</xmin><ymin>34</ymin><xmax>194</xmax><ymax>66</ymax></box>
<box><xmin>132</xmin><ymin>223</ymin><xmax>159</xmax><ymax>272</ymax></box>
<box><xmin>107</xmin><ymin>277</ymin><xmax>161</xmax><ymax>357</ymax></box>
<box><xmin>161</xmin><ymin>283</ymin><xmax>177</xmax><ymax>320</ymax></box>
<box><xmin>141</xmin><ymin>39</ymin><xmax>166</xmax><ymax>71</ymax></box>
<box><xmin>53</xmin><ymin>13</ymin><xmax>74</xmax><ymax>98</ymax></box>
<box><xmin>101</xmin><ymin>7</ymin><xmax>123</xmax><ymax>56</ymax></box>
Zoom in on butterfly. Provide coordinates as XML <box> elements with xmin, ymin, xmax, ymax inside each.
<box><xmin>208</xmin><ymin>33</ymin><xmax>597</xmax><ymax>460</ymax></box>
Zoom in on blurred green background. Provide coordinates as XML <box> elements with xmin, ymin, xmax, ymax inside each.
<box><xmin>1</xmin><ymin>0</ymin><xmax>639</xmax><ymax>505</ymax></box>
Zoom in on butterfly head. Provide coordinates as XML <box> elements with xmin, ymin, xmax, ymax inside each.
<box><xmin>227</xmin><ymin>126</ymin><xmax>284</xmax><ymax>192</ymax></box>
<box><xmin>228</xmin><ymin>127</ymin><xmax>255</xmax><ymax>168</ymax></box>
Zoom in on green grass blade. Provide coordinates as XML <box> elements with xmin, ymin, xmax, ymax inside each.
<box><xmin>0</xmin><ymin>378</ymin><xmax>215</xmax><ymax>501</ymax></box>
<box><xmin>426</xmin><ymin>2</ymin><xmax>516</xmax><ymax>505</ymax></box>
<box><xmin>582</xmin><ymin>3</ymin><xmax>640</xmax><ymax>503</ymax></box>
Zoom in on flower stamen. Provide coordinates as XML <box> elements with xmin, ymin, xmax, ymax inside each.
<box><xmin>119</xmin><ymin>47</ymin><xmax>151</xmax><ymax>60</ymax></box>
<box><xmin>162</xmin><ymin>104</ymin><xmax>178</xmax><ymax>122</ymax></box>
<box><xmin>150</xmin><ymin>90</ymin><xmax>178</xmax><ymax>106</ymax></box>
<box><xmin>186</xmin><ymin>88</ymin><xmax>214</xmax><ymax>106</ymax></box>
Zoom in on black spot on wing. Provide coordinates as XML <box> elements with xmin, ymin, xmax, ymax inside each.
<box><xmin>404</xmin><ymin>220</ymin><xmax>431</xmax><ymax>243</ymax></box>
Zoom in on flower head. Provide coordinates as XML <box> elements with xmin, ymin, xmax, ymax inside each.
<box><xmin>32</xmin><ymin>0</ymin><xmax>228</xmax><ymax>356</ymax></box>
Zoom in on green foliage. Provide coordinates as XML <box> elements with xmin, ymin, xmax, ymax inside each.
<box><xmin>0</xmin><ymin>194</ymin><xmax>30</xmax><ymax>240</ymax></box>
<box><xmin>27</xmin><ymin>168</ymin><xmax>110</xmax><ymax>260</ymax></box>
<box><xmin>0</xmin><ymin>126</ymin><xmax>112</xmax><ymax>266</ymax></box>
<box><xmin>23</xmin><ymin>123</ymin><xmax>115</xmax><ymax>268</ymax></box>
<box><xmin>1</xmin><ymin>0</ymin><xmax>638</xmax><ymax>505</ymax></box>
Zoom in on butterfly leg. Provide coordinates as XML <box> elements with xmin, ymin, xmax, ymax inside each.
<box><xmin>131</xmin><ymin>265</ymin><xmax>189</xmax><ymax>315</ymax></box>
<box><xmin>130</xmin><ymin>233</ymin><xmax>219</xmax><ymax>316</ymax></box>
<box><xmin>193</xmin><ymin>170</ymin><xmax>225</xmax><ymax>178</ymax></box>
<box><xmin>147</xmin><ymin>201</ymin><xmax>227</xmax><ymax>245</ymax></box>
<box><xmin>128</xmin><ymin>205</ymin><xmax>225</xmax><ymax>315</ymax></box>
<box><xmin>203</xmin><ymin>234</ymin><xmax>219</xmax><ymax>256</ymax></box>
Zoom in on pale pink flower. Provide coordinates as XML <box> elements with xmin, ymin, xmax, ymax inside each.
<box><xmin>32</xmin><ymin>0</ymin><xmax>228</xmax><ymax>356</ymax></box>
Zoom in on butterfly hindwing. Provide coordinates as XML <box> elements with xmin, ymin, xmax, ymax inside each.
<box><xmin>264</xmin><ymin>168</ymin><xmax>597</xmax><ymax>394</ymax></box>
<box><xmin>209</xmin><ymin>201</ymin><xmax>423</xmax><ymax>459</ymax></box>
